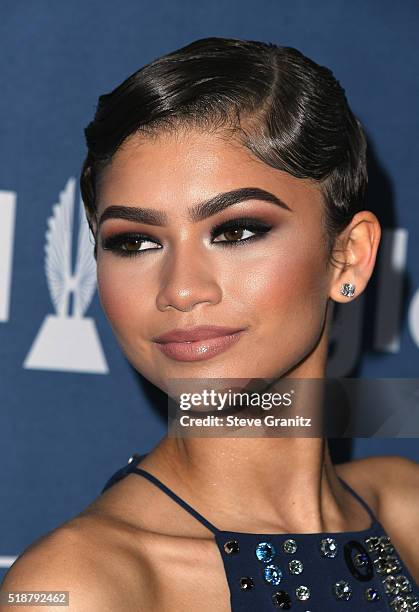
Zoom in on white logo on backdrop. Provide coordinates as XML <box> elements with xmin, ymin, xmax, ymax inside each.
<box><xmin>0</xmin><ymin>190</ymin><xmax>16</xmax><ymax>323</ymax></box>
<box><xmin>23</xmin><ymin>178</ymin><xmax>108</xmax><ymax>374</ymax></box>
<box><xmin>409</xmin><ymin>289</ymin><xmax>419</xmax><ymax>348</ymax></box>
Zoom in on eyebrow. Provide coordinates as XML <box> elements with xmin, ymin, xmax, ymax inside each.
<box><xmin>97</xmin><ymin>187</ymin><xmax>292</xmax><ymax>229</ymax></box>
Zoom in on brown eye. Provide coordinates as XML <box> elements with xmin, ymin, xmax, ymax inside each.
<box><xmin>101</xmin><ymin>233</ymin><xmax>162</xmax><ymax>258</ymax></box>
<box><xmin>213</xmin><ymin>227</ymin><xmax>255</xmax><ymax>243</ymax></box>
<box><xmin>123</xmin><ymin>239</ymin><xmax>144</xmax><ymax>251</ymax></box>
<box><xmin>223</xmin><ymin>228</ymin><xmax>245</xmax><ymax>241</ymax></box>
<box><xmin>211</xmin><ymin>218</ymin><xmax>273</xmax><ymax>248</ymax></box>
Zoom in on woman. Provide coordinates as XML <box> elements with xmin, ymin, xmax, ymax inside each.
<box><xmin>2</xmin><ymin>37</ymin><xmax>418</xmax><ymax>611</ymax></box>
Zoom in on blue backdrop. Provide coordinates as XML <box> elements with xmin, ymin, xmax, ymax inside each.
<box><xmin>1</xmin><ymin>0</ymin><xmax>418</xmax><ymax>578</ymax></box>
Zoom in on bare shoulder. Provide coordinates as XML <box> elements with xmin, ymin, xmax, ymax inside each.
<box><xmin>357</xmin><ymin>454</ymin><xmax>419</xmax><ymax>521</ymax></box>
<box><xmin>335</xmin><ymin>454</ymin><xmax>419</xmax><ymax>506</ymax></box>
<box><xmin>336</xmin><ymin>454</ymin><xmax>419</xmax><ymax>581</ymax></box>
<box><xmin>0</xmin><ymin>512</ymin><xmax>154</xmax><ymax>611</ymax></box>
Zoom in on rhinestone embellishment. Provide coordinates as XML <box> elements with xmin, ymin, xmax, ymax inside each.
<box><xmin>272</xmin><ymin>590</ymin><xmax>292</xmax><ymax>609</ymax></box>
<box><xmin>239</xmin><ymin>576</ymin><xmax>255</xmax><ymax>590</ymax></box>
<box><xmin>365</xmin><ymin>535</ymin><xmax>394</xmax><ymax>554</ymax></box>
<box><xmin>225</xmin><ymin>528</ymin><xmax>418</xmax><ymax>610</ymax></box>
<box><xmin>283</xmin><ymin>538</ymin><xmax>297</xmax><ymax>554</ymax></box>
<box><xmin>364</xmin><ymin>534</ymin><xmax>419</xmax><ymax>610</ymax></box>
<box><xmin>223</xmin><ymin>539</ymin><xmax>240</xmax><ymax>554</ymax></box>
<box><xmin>389</xmin><ymin>594</ymin><xmax>419</xmax><ymax>610</ymax></box>
<box><xmin>344</xmin><ymin>540</ymin><xmax>374</xmax><ymax>581</ymax></box>
<box><xmin>296</xmin><ymin>585</ymin><xmax>310</xmax><ymax>601</ymax></box>
<box><xmin>354</xmin><ymin>552</ymin><xmax>369</xmax><ymax>567</ymax></box>
<box><xmin>320</xmin><ymin>537</ymin><xmax>338</xmax><ymax>558</ymax></box>
<box><xmin>255</xmin><ymin>541</ymin><xmax>276</xmax><ymax>563</ymax></box>
<box><xmin>383</xmin><ymin>574</ymin><xmax>413</xmax><ymax>596</ymax></box>
<box><xmin>333</xmin><ymin>580</ymin><xmax>353</xmax><ymax>600</ymax></box>
<box><xmin>374</xmin><ymin>554</ymin><xmax>401</xmax><ymax>575</ymax></box>
<box><xmin>365</xmin><ymin>587</ymin><xmax>381</xmax><ymax>601</ymax></box>
<box><xmin>289</xmin><ymin>559</ymin><xmax>304</xmax><ymax>575</ymax></box>
<box><xmin>263</xmin><ymin>564</ymin><xmax>283</xmax><ymax>586</ymax></box>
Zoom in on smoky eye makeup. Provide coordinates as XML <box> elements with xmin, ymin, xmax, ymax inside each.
<box><xmin>101</xmin><ymin>231</ymin><xmax>162</xmax><ymax>258</ymax></box>
<box><xmin>100</xmin><ymin>215</ymin><xmax>275</xmax><ymax>258</ymax></box>
<box><xmin>210</xmin><ymin>216</ymin><xmax>273</xmax><ymax>245</ymax></box>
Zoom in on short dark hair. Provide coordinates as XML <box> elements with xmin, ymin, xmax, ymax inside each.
<box><xmin>80</xmin><ymin>36</ymin><xmax>367</xmax><ymax>263</ymax></box>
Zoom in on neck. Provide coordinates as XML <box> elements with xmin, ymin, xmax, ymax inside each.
<box><xmin>151</xmin><ymin>435</ymin><xmax>354</xmax><ymax>534</ymax></box>
<box><xmin>146</xmin><ymin>319</ymin><xmax>361</xmax><ymax>535</ymax></box>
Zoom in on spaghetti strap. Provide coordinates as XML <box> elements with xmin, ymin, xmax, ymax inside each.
<box><xmin>337</xmin><ymin>475</ymin><xmax>377</xmax><ymax>524</ymax></box>
<box><xmin>102</xmin><ymin>454</ymin><xmax>378</xmax><ymax>537</ymax></box>
<box><xmin>126</xmin><ymin>456</ymin><xmax>220</xmax><ymax>536</ymax></box>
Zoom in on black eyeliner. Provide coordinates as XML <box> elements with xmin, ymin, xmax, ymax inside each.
<box><xmin>101</xmin><ymin>216</ymin><xmax>274</xmax><ymax>258</ymax></box>
<box><xmin>210</xmin><ymin>216</ymin><xmax>272</xmax><ymax>239</ymax></box>
<box><xmin>101</xmin><ymin>231</ymin><xmax>162</xmax><ymax>258</ymax></box>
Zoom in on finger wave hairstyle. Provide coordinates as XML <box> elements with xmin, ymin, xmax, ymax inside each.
<box><xmin>80</xmin><ymin>36</ymin><xmax>368</xmax><ymax>266</ymax></box>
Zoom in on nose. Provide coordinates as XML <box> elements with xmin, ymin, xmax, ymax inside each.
<box><xmin>156</xmin><ymin>244</ymin><xmax>222</xmax><ymax>313</ymax></box>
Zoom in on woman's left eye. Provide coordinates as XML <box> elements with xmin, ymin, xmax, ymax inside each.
<box><xmin>211</xmin><ymin>218</ymin><xmax>273</xmax><ymax>247</ymax></box>
<box><xmin>100</xmin><ymin>218</ymin><xmax>273</xmax><ymax>259</ymax></box>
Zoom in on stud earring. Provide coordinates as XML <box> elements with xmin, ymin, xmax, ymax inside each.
<box><xmin>340</xmin><ymin>282</ymin><xmax>356</xmax><ymax>297</ymax></box>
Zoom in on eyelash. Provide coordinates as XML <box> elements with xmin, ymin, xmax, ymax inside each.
<box><xmin>101</xmin><ymin>217</ymin><xmax>273</xmax><ymax>258</ymax></box>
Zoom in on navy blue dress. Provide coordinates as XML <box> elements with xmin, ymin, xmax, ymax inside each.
<box><xmin>101</xmin><ymin>453</ymin><xmax>419</xmax><ymax>611</ymax></box>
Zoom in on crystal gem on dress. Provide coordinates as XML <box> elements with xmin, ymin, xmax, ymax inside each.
<box><xmin>320</xmin><ymin>537</ymin><xmax>338</xmax><ymax>558</ymax></box>
<box><xmin>283</xmin><ymin>538</ymin><xmax>298</xmax><ymax>554</ymax></box>
<box><xmin>239</xmin><ymin>576</ymin><xmax>255</xmax><ymax>590</ymax></box>
<box><xmin>364</xmin><ymin>536</ymin><xmax>379</xmax><ymax>552</ymax></box>
<box><xmin>263</xmin><ymin>564</ymin><xmax>283</xmax><ymax>586</ymax></box>
<box><xmin>365</xmin><ymin>587</ymin><xmax>381</xmax><ymax>601</ymax></box>
<box><xmin>389</xmin><ymin>594</ymin><xmax>419</xmax><ymax>610</ymax></box>
<box><xmin>383</xmin><ymin>575</ymin><xmax>413</xmax><ymax>596</ymax></box>
<box><xmin>365</xmin><ymin>535</ymin><xmax>394</xmax><ymax>554</ymax></box>
<box><xmin>289</xmin><ymin>559</ymin><xmax>304</xmax><ymax>575</ymax></box>
<box><xmin>255</xmin><ymin>541</ymin><xmax>276</xmax><ymax>563</ymax></box>
<box><xmin>333</xmin><ymin>580</ymin><xmax>353</xmax><ymax>600</ymax></box>
<box><xmin>296</xmin><ymin>585</ymin><xmax>310</xmax><ymax>601</ymax></box>
<box><xmin>344</xmin><ymin>540</ymin><xmax>374</xmax><ymax>581</ymax></box>
<box><xmin>354</xmin><ymin>552</ymin><xmax>369</xmax><ymax>567</ymax></box>
<box><xmin>374</xmin><ymin>554</ymin><xmax>401</xmax><ymax>575</ymax></box>
<box><xmin>223</xmin><ymin>539</ymin><xmax>240</xmax><ymax>554</ymax></box>
<box><xmin>378</xmin><ymin>535</ymin><xmax>393</xmax><ymax>547</ymax></box>
<box><xmin>272</xmin><ymin>590</ymin><xmax>292</xmax><ymax>609</ymax></box>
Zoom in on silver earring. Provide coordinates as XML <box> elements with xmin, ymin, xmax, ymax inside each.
<box><xmin>340</xmin><ymin>282</ymin><xmax>356</xmax><ymax>297</ymax></box>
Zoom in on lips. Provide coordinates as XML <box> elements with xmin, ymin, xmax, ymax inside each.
<box><xmin>153</xmin><ymin>325</ymin><xmax>247</xmax><ymax>362</ymax></box>
<box><xmin>153</xmin><ymin>325</ymin><xmax>246</xmax><ymax>343</ymax></box>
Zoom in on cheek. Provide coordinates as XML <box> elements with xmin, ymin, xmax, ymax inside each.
<box><xmin>228</xmin><ymin>239</ymin><xmax>328</xmax><ymax>322</ymax></box>
<box><xmin>235</xmin><ymin>240</ymin><xmax>329</xmax><ymax>376</ymax></box>
<box><xmin>96</xmin><ymin>261</ymin><xmax>151</xmax><ymax>334</ymax></box>
<box><xmin>96</xmin><ymin>262</ymin><xmax>124</xmax><ymax>324</ymax></box>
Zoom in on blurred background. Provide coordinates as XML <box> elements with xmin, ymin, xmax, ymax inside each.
<box><xmin>0</xmin><ymin>0</ymin><xmax>418</xmax><ymax>579</ymax></box>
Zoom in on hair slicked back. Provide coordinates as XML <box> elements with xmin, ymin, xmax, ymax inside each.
<box><xmin>80</xmin><ymin>36</ymin><xmax>367</xmax><ymax>261</ymax></box>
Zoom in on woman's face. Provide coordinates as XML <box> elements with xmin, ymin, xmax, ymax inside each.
<box><xmin>94</xmin><ymin>128</ymin><xmax>334</xmax><ymax>392</ymax></box>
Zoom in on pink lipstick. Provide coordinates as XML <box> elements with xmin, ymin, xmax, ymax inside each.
<box><xmin>153</xmin><ymin>325</ymin><xmax>246</xmax><ymax>362</ymax></box>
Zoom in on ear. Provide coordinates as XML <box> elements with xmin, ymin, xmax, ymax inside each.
<box><xmin>328</xmin><ymin>211</ymin><xmax>381</xmax><ymax>303</ymax></box>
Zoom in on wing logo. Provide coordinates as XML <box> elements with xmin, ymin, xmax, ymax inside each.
<box><xmin>23</xmin><ymin>177</ymin><xmax>109</xmax><ymax>374</ymax></box>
